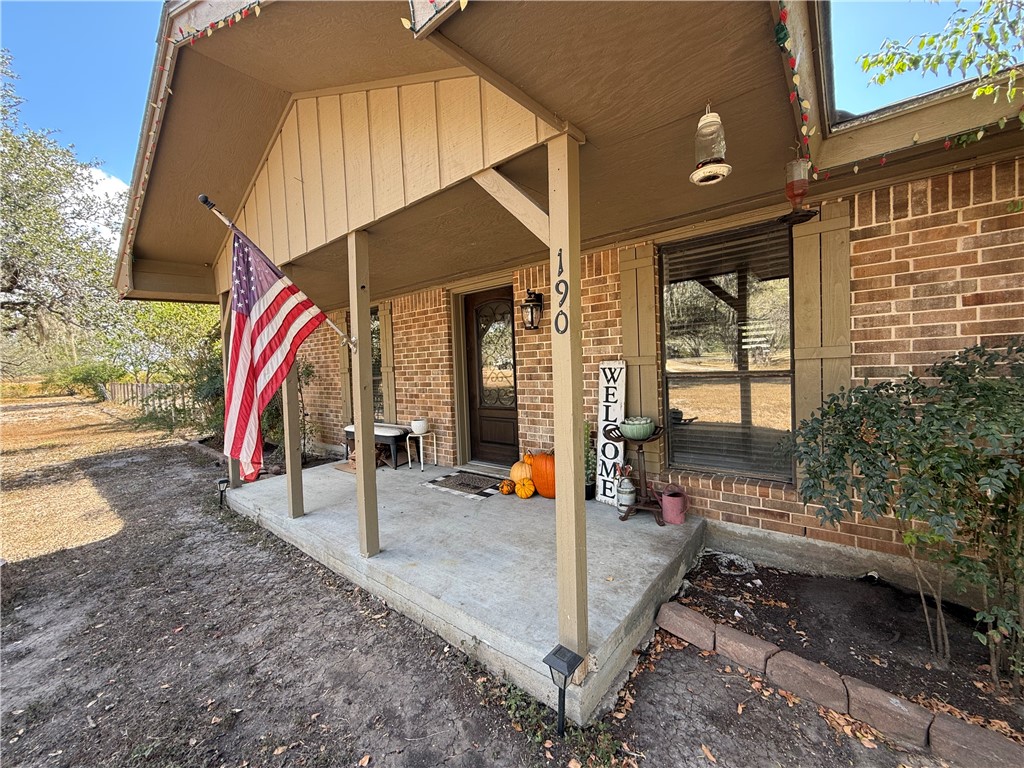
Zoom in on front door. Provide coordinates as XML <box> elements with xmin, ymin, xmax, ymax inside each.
<box><xmin>465</xmin><ymin>287</ymin><xmax>518</xmax><ymax>464</ymax></box>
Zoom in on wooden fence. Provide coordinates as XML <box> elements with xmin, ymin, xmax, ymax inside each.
<box><xmin>105</xmin><ymin>381</ymin><xmax>198</xmax><ymax>422</ymax></box>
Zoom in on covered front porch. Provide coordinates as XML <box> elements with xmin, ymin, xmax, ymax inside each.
<box><xmin>225</xmin><ymin>463</ymin><xmax>704</xmax><ymax>724</ymax></box>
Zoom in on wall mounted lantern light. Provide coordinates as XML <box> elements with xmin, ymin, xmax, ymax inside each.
<box><xmin>543</xmin><ymin>643</ymin><xmax>584</xmax><ymax>736</ymax></box>
<box><xmin>521</xmin><ymin>289</ymin><xmax>544</xmax><ymax>331</ymax></box>
<box><xmin>689</xmin><ymin>104</ymin><xmax>732</xmax><ymax>186</ymax></box>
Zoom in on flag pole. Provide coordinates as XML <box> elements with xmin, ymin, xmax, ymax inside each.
<box><xmin>198</xmin><ymin>195</ymin><xmax>356</xmax><ymax>351</ymax></box>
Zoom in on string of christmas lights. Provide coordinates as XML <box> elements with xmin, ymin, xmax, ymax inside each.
<box><xmin>773</xmin><ymin>0</ymin><xmax>1023</xmax><ymax>185</ymax></box>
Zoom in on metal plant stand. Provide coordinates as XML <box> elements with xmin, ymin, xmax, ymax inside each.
<box><xmin>603</xmin><ymin>424</ymin><xmax>666</xmax><ymax>526</ymax></box>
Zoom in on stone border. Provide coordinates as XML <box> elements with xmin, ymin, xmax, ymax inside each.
<box><xmin>656</xmin><ymin>603</ymin><xmax>1024</xmax><ymax>767</ymax></box>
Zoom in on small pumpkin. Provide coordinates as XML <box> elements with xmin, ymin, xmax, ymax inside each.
<box><xmin>510</xmin><ymin>460</ymin><xmax>533</xmax><ymax>483</ymax></box>
<box><xmin>522</xmin><ymin>451</ymin><xmax>535</xmax><ymax>466</ymax></box>
<box><xmin>498</xmin><ymin>478</ymin><xmax>516</xmax><ymax>495</ymax></box>
<box><xmin>515</xmin><ymin>478</ymin><xmax>536</xmax><ymax>498</ymax></box>
<box><xmin>532</xmin><ymin>451</ymin><xmax>556</xmax><ymax>499</ymax></box>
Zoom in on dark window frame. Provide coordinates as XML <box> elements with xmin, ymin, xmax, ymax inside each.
<box><xmin>659</xmin><ymin>220</ymin><xmax>796</xmax><ymax>482</ymax></box>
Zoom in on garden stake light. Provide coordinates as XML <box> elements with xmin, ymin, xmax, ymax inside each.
<box><xmin>543</xmin><ymin>643</ymin><xmax>584</xmax><ymax>737</ymax></box>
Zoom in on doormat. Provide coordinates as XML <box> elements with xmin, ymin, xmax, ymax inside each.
<box><xmin>426</xmin><ymin>471</ymin><xmax>502</xmax><ymax>499</ymax></box>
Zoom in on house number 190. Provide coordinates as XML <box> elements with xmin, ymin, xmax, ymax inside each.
<box><xmin>554</xmin><ymin>248</ymin><xmax>569</xmax><ymax>335</ymax></box>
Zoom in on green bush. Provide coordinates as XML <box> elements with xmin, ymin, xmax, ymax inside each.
<box><xmin>42</xmin><ymin>362</ymin><xmax>126</xmax><ymax>400</ymax></box>
<box><xmin>795</xmin><ymin>341</ymin><xmax>1024</xmax><ymax>692</ymax></box>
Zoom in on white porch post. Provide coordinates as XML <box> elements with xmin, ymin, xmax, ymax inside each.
<box><xmin>548</xmin><ymin>133</ymin><xmax>588</xmax><ymax>658</ymax></box>
<box><xmin>219</xmin><ymin>291</ymin><xmax>241</xmax><ymax>488</ymax></box>
<box><xmin>282</xmin><ymin>365</ymin><xmax>304</xmax><ymax>518</ymax></box>
<box><xmin>348</xmin><ymin>229</ymin><xmax>380</xmax><ymax>557</ymax></box>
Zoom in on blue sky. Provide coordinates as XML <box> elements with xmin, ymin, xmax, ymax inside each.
<box><xmin>1</xmin><ymin>0</ymin><xmax>965</xmax><ymax>188</ymax></box>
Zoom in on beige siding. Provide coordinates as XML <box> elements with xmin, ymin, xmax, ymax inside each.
<box><xmin>216</xmin><ymin>74</ymin><xmax>550</xmax><ymax>292</ymax></box>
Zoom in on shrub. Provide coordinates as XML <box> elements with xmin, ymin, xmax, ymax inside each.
<box><xmin>794</xmin><ymin>341</ymin><xmax>1024</xmax><ymax>692</ymax></box>
<box><xmin>42</xmin><ymin>362</ymin><xmax>126</xmax><ymax>400</ymax></box>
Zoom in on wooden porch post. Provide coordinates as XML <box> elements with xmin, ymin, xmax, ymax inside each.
<box><xmin>219</xmin><ymin>292</ymin><xmax>241</xmax><ymax>488</ymax></box>
<box><xmin>282</xmin><ymin>365</ymin><xmax>304</xmax><ymax>518</ymax></box>
<box><xmin>348</xmin><ymin>229</ymin><xmax>380</xmax><ymax>557</ymax></box>
<box><xmin>548</xmin><ymin>133</ymin><xmax>588</xmax><ymax>658</ymax></box>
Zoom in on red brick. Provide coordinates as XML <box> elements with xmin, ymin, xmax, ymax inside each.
<box><xmin>895</xmin><ymin>210</ymin><xmax>957</xmax><ymax>233</ymax></box>
<box><xmin>853</xmin><ymin>340</ymin><xmax>911</xmax><ymax>354</ymax></box>
<box><xmin>963</xmin><ymin>290</ymin><xmax>1024</xmax><ymax>306</ymax></box>
<box><xmin>963</xmin><ymin>258</ymin><xmax>1024</xmax><ymax>278</ymax></box>
<box><xmin>930</xmin><ymin>175</ymin><xmax>950</xmax><ymax>212</ymax></box>
<box><xmin>979</xmin><ymin>303</ymin><xmax>1024</xmax><ymax>320</ymax></box>
<box><xmin>994</xmin><ymin>159</ymin><xmax>1017</xmax><ymax>200</ymax></box>
<box><xmin>912</xmin><ymin>336</ymin><xmax>973</xmax><ymax>352</ymax></box>
<box><xmin>981</xmin><ymin>212</ymin><xmax>1024</xmax><ymax>232</ymax></box>
<box><xmin>853</xmin><ymin>261</ymin><xmax>910</xmax><ymax>279</ymax></box>
<box><xmin>874</xmin><ymin>187</ymin><xmax>891</xmax><ymax>223</ymax></box>
<box><xmin>911</xmin><ymin>251</ymin><xmax>979</xmax><ymax>271</ymax></box>
<box><xmin>962</xmin><ymin>229</ymin><xmax>1024</xmax><ymax>250</ymax></box>
<box><xmin>892</xmin><ymin>183</ymin><xmax>909</xmax><ymax>221</ymax></box>
<box><xmin>909</xmin><ymin>179</ymin><xmax>929</xmax><ymax>217</ymax></box>
<box><xmin>894</xmin><ymin>296</ymin><xmax>957</xmax><ymax>313</ymax></box>
<box><xmin>972</xmin><ymin>166</ymin><xmax>993</xmax><ymax>204</ymax></box>
<box><xmin>850</xmin><ymin>222</ymin><xmax>891</xmax><ymax>241</ymax></box>
<box><xmin>856</xmin><ymin>192</ymin><xmax>873</xmax><ymax>228</ymax></box>
<box><xmin>911</xmin><ymin>307</ymin><xmax>977</xmax><ymax>325</ymax></box>
<box><xmin>951</xmin><ymin>169</ymin><xmax>971</xmax><ymax>209</ymax></box>
<box><xmin>893</xmin><ymin>267</ymin><xmax>957</xmax><ymax>287</ymax></box>
<box><xmin>962</xmin><ymin>319</ymin><xmax>1024</xmax><ymax>336</ymax></box>
<box><xmin>850</xmin><ymin>275</ymin><xmax>894</xmax><ymax>292</ymax></box>
<box><xmin>909</xmin><ymin>222</ymin><xmax>977</xmax><ymax>244</ymax></box>
<box><xmin>980</xmin><ymin>273</ymin><xmax>1024</xmax><ymax>291</ymax></box>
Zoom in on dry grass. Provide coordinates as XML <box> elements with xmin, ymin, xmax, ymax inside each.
<box><xmin>0</xmin><ymin>395</ymin><xmax>176</xmax><ymax>562</ymax></box>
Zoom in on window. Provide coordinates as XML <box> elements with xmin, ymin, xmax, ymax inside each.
<box><xmin>370</xmin><ymin>307</ymin><xmax>384</xmax><ymax>421</ymax></box>
<box><xmin>660</xmin><ymin>222</ymin><xmax>794</xmax><ymax>482</ymax></box>
<box><xmin>822</xmin><ymin>0</ymin><xmax>966</xmax><ymax>127</ymax></box>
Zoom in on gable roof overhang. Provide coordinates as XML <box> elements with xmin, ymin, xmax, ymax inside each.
<box><xmin>117</xmin><ymin>1</ymin><xmax>1022</xmax><ymax>308</ymax></box>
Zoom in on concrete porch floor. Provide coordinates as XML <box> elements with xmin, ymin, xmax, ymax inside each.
<box><xmin>225</xmin><ymin>462</ymin><xmax>704</xmax><ymax>724</ymax></box>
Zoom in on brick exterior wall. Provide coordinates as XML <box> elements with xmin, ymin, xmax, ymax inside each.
<box><xmin>298</xmin><ymin>309</ymin><xmax>349</xmax><ymax>450</ymax></box>
<box><xmin>849</xmin><ymin>158</ymin><xmax>1023</xmax><ymax>382</ymax></box>
<box><xmin>296</xmin><ymin>158</ymin><xmax>1021</xmax><ymax>560</ymax></box>
<box><xmin>391</xmin><ymin>289</ymin><xmax>457</xmax><ymax>465</ymax></box>
<box><xmin>514</xmin><ymin>250</ymin><xmax>622</xmax><ymax>455</ymax></box>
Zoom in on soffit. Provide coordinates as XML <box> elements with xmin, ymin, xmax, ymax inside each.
<box><xmin>130</xmin><ymin>0</ymin><xmax>456</xmax><ymax>272</ymax></box>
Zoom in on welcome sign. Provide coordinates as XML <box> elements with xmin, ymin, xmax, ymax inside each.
<box><xmin>596</xmin><ymin>361</ymin><xmax>626</xmax><ymax>506</ymax></box>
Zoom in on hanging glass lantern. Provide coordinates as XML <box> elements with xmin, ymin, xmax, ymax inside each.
<box><xmin>690</xmin><ymin>105</ymin><xmax>732</xmax><ymax>186</ymax></box>
<box><xmin>778</xmin><ymin>157</ymin><xmax>818</xmax><ymax>225</ymax></box>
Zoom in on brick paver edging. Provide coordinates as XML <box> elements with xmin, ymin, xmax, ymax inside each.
<box><xmin>656</xmin><ymin>603</ymin><xmax>1023</xmax><ymax>767</ymax></box>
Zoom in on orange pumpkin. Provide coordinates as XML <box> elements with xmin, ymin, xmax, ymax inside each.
<box><xmin>510</xmin><ymin>460</ymin><xmax>532</xmax><ymax>483</ymax></box>
<box><xmin>522</xmin><ymin>451</ymin><xmax>535</xmax><ymax>466</ymax></box>
<box><xmin>498</xmin><ymin>478</ymin><xmax>516</xmax><ymax>495</ymax></box>
<box><xmin>532</xmin><ymin>452</ymin><xmax>556</xmax><ymax>498</ymax></box>
<box><xmin>515</xmin><ymin>478</ymin><xmax>536</xmax><ymax>498</ymax></box>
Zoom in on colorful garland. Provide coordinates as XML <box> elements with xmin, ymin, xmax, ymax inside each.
<box><xmin>173</xmin><ymin>1</ymin><xmax>261</xmax><ymax>47</ymax></box>
<box><xmin>774</xmin><ymin>1</ymin><xmax>1023</xmax><ymax>184</ymax></box>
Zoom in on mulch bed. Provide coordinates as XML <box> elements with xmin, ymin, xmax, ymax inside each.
<box><xmin>678</xmin><ymin>551</ymin><xmax>1024</xmax><ymax>743</ymax></box>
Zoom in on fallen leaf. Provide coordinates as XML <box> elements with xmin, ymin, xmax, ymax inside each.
<box><xmin>211</xmin><ymin>716</ymin><xmax>222</xmax><ymax>724</ymax></box>
<box><xmin>545</xmin><ymin>750</ymin><xmax>553</xmax><ymax>760</ymax></box>
<box><xmin>701</xmin><ymin>743</ymin><xmax>717</xmax><ymax>763</ymax></box>
<box><xmin>568</xmin><ymin>760</ymin><xmax>583</xmax><ymax>768</ymax></box>
<box><xmin>358</xmin><ymin>755</ymin><xmax>371</xmax><ymax>767</ymax></box>
<box><xmin>612</xmin><ymin>710</ymin><xmax>627</xmax><ymax>719</ymax></box>
<box><xmin>543</xmin><ymin>740</ymin><xmax>553</xmax><ymax>748</ymax></box>
<box><xmin>273</xmin><ymin>745</ymin><xmax>288</xmax><ymax>756</ymax></box>
<box><xmin>736</xmin><ymin>702</ymin><xmax>745</xmax><ymax>715</ymax></box>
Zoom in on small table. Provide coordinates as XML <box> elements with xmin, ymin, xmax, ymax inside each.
<box><xmin>406</xmin><ymin>431</ymin><xmax>437</xmax><ymax>471</ymax></box>
<box><xmin>603</xmin><ymin>424</ymin><xmax>666</xmax><ymax>525</ymax></box>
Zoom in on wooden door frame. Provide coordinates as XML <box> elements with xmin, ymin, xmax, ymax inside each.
<box><xmin>449</xmin><ymin>272</ymin><xmax>517</xmax><ymax>466</ymax></box>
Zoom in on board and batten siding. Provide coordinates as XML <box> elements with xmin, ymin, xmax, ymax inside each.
<box><xmin>792</xmin><ymin>201</ymin><xmax>853</xmax><ymax>426</ymax></box>
<box><xmin>214</xmin><ymin>75</ymin><xmax>557</xmax><ymax>291</ymax></box>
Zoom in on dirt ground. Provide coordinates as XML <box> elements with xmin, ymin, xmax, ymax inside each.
<box><xmin>1</xmin><ymin>395</ymin><xmax>958</xmax><ymax>767</ymax></box>
<box><xmin>679</xmin><ymin>554</ymin><xmax>1024</xmax><ymax>742</ymax></box>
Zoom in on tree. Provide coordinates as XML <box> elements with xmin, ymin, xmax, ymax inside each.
<box><xmin>859</xmin><ymin>0</ymin><xmax>1024</xmax><ymax>105</ymax></box>
<box><xmin>105</xmin><ymin>301</ymin><xmax>219</xmax><ymax>383</ymax></box>
<box><xmin>1</xmin><ymin>51</ymin><xmax>124</xmax><ymax>348</ymax></box>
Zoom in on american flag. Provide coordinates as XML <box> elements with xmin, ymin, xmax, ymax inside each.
<box><xmin>224</xmin><ymin>229</ymin><xmax>325</xmax><ymax>480</ymax></box>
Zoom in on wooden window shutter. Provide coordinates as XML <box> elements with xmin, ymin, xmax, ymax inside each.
<box><xmin>336</xmin><ymin>314</ymin><xmax>354</xmax><ymax>427</ymax></box>
<box><xmin>378</xmin><ymin>300</ymin><xmax>397</xmax><ymax>422</ymax></box>
<box><xmin>619</xmin><ymin>243</ymin><xmax>663</xmax><ymax>470</ymax></box>
<box><xmin>792</xmin><ymin>201</ymin><xmax>851</xmax><ymax>426</ymax></box>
